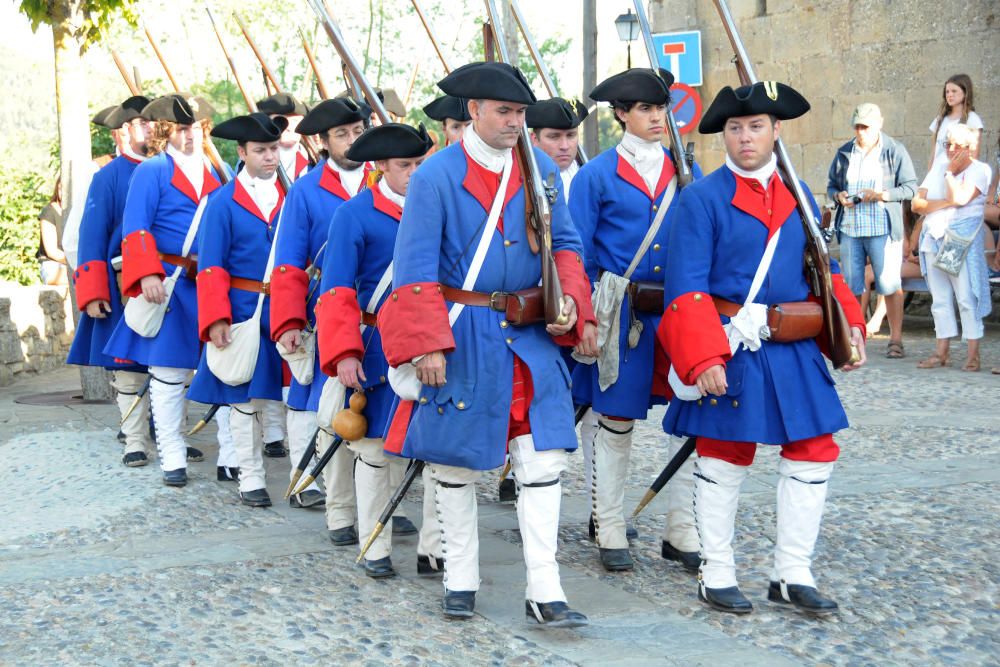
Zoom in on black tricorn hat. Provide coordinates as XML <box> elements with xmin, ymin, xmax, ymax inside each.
<box><xmin>590</xmin><ymin>68</ymin><xmax>674</xmax><ymax>105</ymax></box>
<box><xmin>526</xmin><ymin>97</ymin><xmax>589</xmax><ymax>130</ymax></box>
<box><xmin>698</xmin><ymin>81</ymin><xmax>810</xmax><ymax>134</ymax></box>
<box><xmin>438</xmin><ymin>62</ymin><xmax>537</xmax><ymax>106</ymax></box>
<box><xmin>297</xmin><ymin>98</ymin><xmax>366</xmax><ymax>135</ymax></box>
<box><xmin>103</xmin><ymin>95</ymin><xmax>152</xmax><ymax>128</ymax></box>
<box><xmin>256</xmin><ymin>92</ymin><xmax>308</xmax><ymax>117</ymax></box>
<box><xmin>335</xmin><ymin>88</ymin><xmax>407</xmax><ymax>117</ymax></box>
<box><xmin>211</xmin><ymin>112</ymin><xmax>289</xmax><ymax>143</ymax></box>
<box><xmin>423</xmin><ymin>95</ymin><xmax>471</xmax><ymax>122</ymax></box>
<box><xmin>346</xmin><ymin>123</ymin><xmax>434</xmax><ymax>162</ymax></box>
<box><xmin>142</xmin><ymin>94</ymin><xmax>216</xmax><ymax>124</ymax></box>
<box><xmin>92</xmin><ymin>105</ymin><xmax>119</xmax><ymax>128</ymax></box>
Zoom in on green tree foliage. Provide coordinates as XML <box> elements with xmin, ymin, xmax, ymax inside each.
<box><xmin>0</xmin><ymin>167</ymin><xmax>51</xmax><ymax>286</ymax></box>
<box><xmin>19</xmin><ymin>0</ymin><xmax>137</xmax><ymax>52</ymax></box>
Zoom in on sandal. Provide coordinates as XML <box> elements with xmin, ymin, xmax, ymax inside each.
<box><xmin>962</xmin><ymin>356</ymin><xmax>980</xmax><ymax>372</ymax></box>
<box><xmin>917</xmin><ymin>354</ymin><xmax>950</xmax><ymax>369</ymax></box>
<box><xmin>886</xmin><ymin>341</ymin><xmax>905</xmax><ymax>359</ymax></box>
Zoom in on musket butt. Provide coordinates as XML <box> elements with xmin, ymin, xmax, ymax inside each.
<box><xmin>355</xmin><ymin>521</ymin><xmax>384</xmax><ymax>563</ymax></box>
<box><xmin>631</xmin><ymin>489</ymin><xmax>657</xmax><ymax>518</ymax></box>
<box><xmin>292</xmin><ymin>474</ymin><xmax>315</xmax><ymax>496</ymax></box>
<box><xmin>186</xmin><ymin>420</ymin><xmax>208</xmax><ymax>436</ymax></box>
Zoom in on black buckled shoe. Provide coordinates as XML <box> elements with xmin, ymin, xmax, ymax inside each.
<box><xmin>328</xmin><ymin>525</ymin><xmax>359</xmax><ymax>546</ymax></box>
<box><xmin>122</xmin><ymin>451</ymin><xmax>148</xmax><ymax>467</ymax></box>
<box><xmin>626</xmin><ymin>521</ymin><xmax>638</xmax><ymax>542</ymax></box>
<box><xmin>417</xmin><ymin>554</ymin><xmax>445</xmax><ymax>577</ymax></box>
<box><xmin>186</xmin><ymin>447</ymin><xmax>204</xmax><ymax>462</ymax></box>
<box><xmin>289</xmin><ymin>489</ymin><xmax>325</xmax><ymax>508</ymax></box>
<box><xmin>239</xmin><ymin>488</ymin><xmax>272</xmax><ymax>507</ymax></box>
<box><xmin>442</xmin><ymin>590</ymin><xmax>476</xmax><ymax>619</ymax></box>
<box><xmin>163</xmin><ymin>469</ymin><xmax>187</xmax><ymax>487</ymax></box>
<box><xmin>498</xmin><ymin>477</ymin><xmax>517</xmax><ymax>502</ymax></box>
<box><xmin>525</xmin><ymin>600</ymin><xmax>589</xmax><ymax>628</ymax></box>
<box><xmin>768</xmin><ymin>581</ymin><xmax>838</xmax><ymax>616</ymax></box>
<box><xmin>599</xmin><ymin>548</ymin><xmax>634</xmax><ymax>572</ymax></box>
<box><xmin>661</xmin><ymin>540</ymin><xmax>700</xmax><ymax>573</ymax></box>
<box><xmin>263</xmin><ymin>441</ymin><xmax>288</xmax><ymax>458</ymax></box>
<box><xmin>391</xmin><ymin>515</ymin><xmax>418</xmax><ymax>536</ymax></box>
<box><xmin>363</xmin><ymin>556</ymin><xmax>397</xmax><ymax>579</ymax></box>
<box><xmin>698</xmin><ymin>581</ymin><xmax>753</xmax><ymax>614</ymax></box>
<box><xmin>217</xmin><ymin>466</ymin><xmax>239</xmax><ymax>482</ymax></box>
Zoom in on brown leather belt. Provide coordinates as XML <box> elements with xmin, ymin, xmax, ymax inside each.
<box><xmin>361</xmin><ymin>311</ymin><xmax>378</xmax><ymax>327</ymax></box>
<box><xmin>159</xmin><ymin>253</ymin><xmax>197</xmax><ymax>279</ymax></box>
<box><xmin>712</xmin><ymin>296</ymin><xmax>823</xmax><ymax>343</ymax></box>
<box><xmin>440</xmin><ymin>286</ymin><xmax>544</xmax><ymax>325</ymax></box>
<box><xmin>230</xmin><ymin>277</ymin><xmax>270</xmax><ymax>294</ymax></box>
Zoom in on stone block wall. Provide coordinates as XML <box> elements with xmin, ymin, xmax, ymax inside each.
<box><xmin>650</xmin><ymin>0</ymin><xmax>1000</xmax><ymax>199</ymax></box>
<box><xmin>0</xmin><ymin>284</ymin><xmax>76</xmax><ymax>386</ymax></box>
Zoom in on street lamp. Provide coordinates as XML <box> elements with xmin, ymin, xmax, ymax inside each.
<box><xmin>615</xmin><ymin>9</ymin><xmax>641</xmax><ymax>69</ymax></box>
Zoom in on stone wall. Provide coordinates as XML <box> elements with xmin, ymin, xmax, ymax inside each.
<box><xmin>0</xmin><ymin>284</ymin><xmax>76</xmax><ymax>385</ymax></box>
<box><xmin>650</xmin><ymin>0</ymin><xmax>1000</xmax><ymax>199</ymax></box>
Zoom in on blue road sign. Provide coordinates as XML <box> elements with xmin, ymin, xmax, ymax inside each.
<box><xmin>651</xmin><ymin>30</ymin><xmax>703</xmax><ymax>87</ymax></box>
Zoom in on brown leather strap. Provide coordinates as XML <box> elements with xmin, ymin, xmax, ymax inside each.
<box><xmin>361</xmin><ymin>311</ymin><xmax>378</xmax><ymax>327</ymax></box>
<box><xmin>712</xmin><ymin>296</ymin><xmax>741</xmax><ymax>318</ymax></box>
<box><xmin>440</xmin><ymin>286</ymin><xmax>504</xmax><ymax>310</ymax></box>
<box><xmin>159</xmin><ymin>253</ymin><xmax>197</xmax><ymax>279</ymax></box>
<box><xmin>230</xmin><ymin>276</ymin><xmax>270</xmax><ymax>295</ymax></box>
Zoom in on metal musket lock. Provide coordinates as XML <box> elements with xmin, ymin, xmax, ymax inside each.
<box><xmin>544</xmin><ymin>173</ymin><xmax>558</xmax><ymax>205</ymax></box>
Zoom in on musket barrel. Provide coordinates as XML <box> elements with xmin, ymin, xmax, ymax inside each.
<box><xmin>299</xmin><ymin>28</ymin><xmax>330</xmax><ymax>99</ymax></box>
<box><xmin>308</xmin><ymin>0</ymin><xmax>391</xmax><ymax>123</ymax></box>
<box><xmin>629</xmin><ymin>0</ymin><xmax>692</xmax><ymax>187</ymax></box>
<box><xmin>410</xmin><ymin>0</ymin><xmax>453</xmax><ymax>74</ymax></box>
<box><xmin>111</xmin><ymin>50</ymin><xmax>141</xmax><ymax>95</ymax></box>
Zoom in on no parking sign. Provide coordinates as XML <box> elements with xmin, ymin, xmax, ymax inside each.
<box><xmin>670</xmin><ymin>83</ymin><xmax>702</xmax><ymax>135</ymax></box>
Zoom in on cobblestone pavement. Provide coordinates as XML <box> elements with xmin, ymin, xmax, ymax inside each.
<box><xmin>0</xmin><ymin>321</ymin><xmax>998</xmax><ymax>666</ymax></box>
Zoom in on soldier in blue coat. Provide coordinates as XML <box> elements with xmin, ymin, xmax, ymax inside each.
<box><xmin>189</xmin><ymin>113</ymin><xmax>288</xmax><ymax>508</ymax></box>
<box><xmin>378</xmin><ymin>63</ymin><xmax>596</xmax><ymax>626</ymax></box>
<box><xmin>423</xmin><ymin>95</ymin><xmax>472</xmax><ymax>147</ymax></box>
<box><xmin>68</xmin><ymin>96</ymin><xmax>154</xmax><ymax>467</ymax></box>
<box><xmin>569</xmin><ymin>68</ymin><xmax>704</xmax><ymax>573</ymax></box>
<box><xmin>104</xmin><ymin>94</ymin><xmax>229</xmax><ymax>487</ymax></box>
<box><xmin>269</xmin><ymin>98</ymin><xmax>369</xmax><ymax>538</ymax></box>
<box><xmin>658</xmin><ymin>82</ymin><xmax>866</xmax><ymax>615</ymax></box>
<box><xmin>316</xmin><ymin>122</ymin><xmax>437</xmax><ymax>577</ymax></box>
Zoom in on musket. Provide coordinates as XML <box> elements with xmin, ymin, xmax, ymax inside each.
<box><xmin>710</xmin><ymin>0</ymin><xmax>857</xmax><ymax>368</ymax></box>
<box><xmin>299</xmin><ymin>27</ymin><xmax>330</xmax><ymax>99</ymax></box>
<box><xmin>187</xmin><ymin>404</ymin><xmax>221</xmax><ymax>436</ymax></box>
<box><xmin>142</xmin><ymin>23</ymin><xmax>231</xmax><ymax>184</ymax></box>
<box><xmin>292</xmin><ymin>433</ymin><xmax>345</xmax><ymax>495</ymax></box>
<box><xmin>111</xmin><ymin>50</ymin><xmax>141</xmax><ymax>95</ymax></box>
<box><xmin>284</xmin><ymin>427</ymin><xmax>320</xmax><ymax>499</ymax></box>
<box><xmin>403</xmin><ymin>63</ymin><xmax>420</xmax><ymax>109</ymax></box>
<box><xmin>629</xmin><ymin>0</ymin><xmax>694</xmax><ymax>189</ymax></box>
<box><xmin>206</xmin><ymin>7</ymin><xmax>293</xmax><ymax>193</ymax></box>
<box><xmin>631</xmin><ymin>437</ymin><xmax>696</xmax><ymax>518</ymax></box>
<box><xmin>356</xmin><ymin>460</ymin><xmax>424</xmax><ymax>563</ymax></box>
<box><xmin>508</xmin><ymin>0</ymin><xmax>588</xmax><ymax>165</ymax></box>
<box><xmin>410</xmin><ymin>0</ymin><xmax>453</xmax><ymax>74</ymax></box>
<box><xmin>233</xmin><ymin>11</ymin><xmax>322</xmax><ymax>166</ymax></box>
<box><xmin>307</xmin><ymin>0</ymin><xmax>391</xmax><ymax>124</ymax></box>
<box><xmin>120</xmin><ymin>375</ymin><xmax>151</xmax><ymax>425</ymax></box>
<box><xmin>483</xmin><ymin>0</ymin><xmax>568</xmax><ymax>327</ymax></box>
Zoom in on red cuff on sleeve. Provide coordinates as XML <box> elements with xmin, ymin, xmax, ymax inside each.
<box><xmin>121</xmin><ymin>230</ymin><xmax>165</xmax><ymax>297</ymax></box>
<box><xmin>552</xmin><ymin>250</ymin><xmax>596</xmax><ymax>347</ymax></box>
<box><xmin>656</xmin><ymin>291</ymin><xmax>731</xmax><ymax>383</ymax></box>
<box><xmin>196</xmin><ymin>266</ymin><xmax>232</xmax><ymax>342</ymax></box>
<box><xmin>377</xmin><ymin>282</ymin><xmax>456</xmax><ymax>366</ymax></box>
<box><xmin>831</xmin><ymin>272</ymin><xmax>865</xmax><ymax>332</ymax></box>
<box><xmin>73</xmin><ymin>260</ymin><xmax>110</xmax><ymax>311</ymax></box>
<box><xmin>269</xmin><ymin>264</ymin><xmax>309</xmax><ymax>340</ymax></box>
<box><xmin>316</xmin><ymin>287</ymin><xmax>365</xmax><ymax>376</ymax></box>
